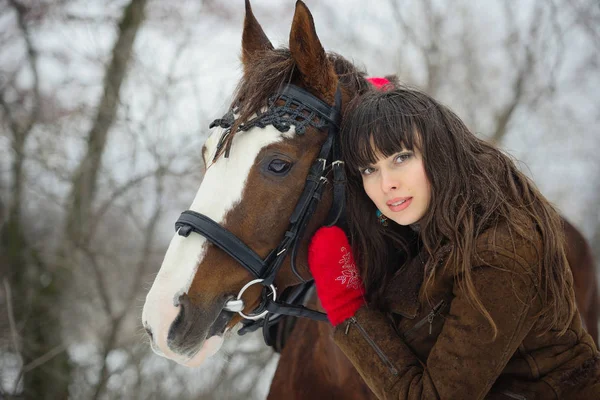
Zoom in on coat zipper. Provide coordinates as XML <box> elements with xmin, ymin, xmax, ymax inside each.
<box><xmin>499</xmin><ymin>390</ymin><xmax>527</xmax><ymax>400</ymax></box>
<box><xmin>402</xmin><ymin>300</ymin><xmax>446</xmax><ymax>339</ymax></box>
<box><xmin>345</xmin><ymin>317</ymin><xmax>399</xmax><ymax>376</ymax></box>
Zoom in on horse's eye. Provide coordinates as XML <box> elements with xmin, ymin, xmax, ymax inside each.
<box><xmin>268</xmin><ymin>159</ymin><xmax>292</xmax><ymax>174</ymax></box>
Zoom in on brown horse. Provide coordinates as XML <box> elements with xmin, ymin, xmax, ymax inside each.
<box><xmin>142</xmin><ymin>2</ymin><xmax>374</xmax><ymax>397</ymax></box>
<box><xmin>141</xmin><ymin>1</ymin><xmax>597</xmax><ymax>398</ymax></box>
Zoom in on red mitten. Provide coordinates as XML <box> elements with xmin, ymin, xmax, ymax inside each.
<box><xmin>308</xmin><ymin>226</ymin><xmax>365</xmax><ymax>326</ymax></box>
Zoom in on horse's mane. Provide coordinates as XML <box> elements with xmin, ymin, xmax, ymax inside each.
<box><xmin>216</xmin><ymin>49</ymin><xmax>368</xmax><ymax>159</ymax></box>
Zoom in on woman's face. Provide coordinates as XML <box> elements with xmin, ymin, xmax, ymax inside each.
<box><xmin>360</xmin><ymin>147</ymin><xmax>431</xmax><ymax>226</ymax></box>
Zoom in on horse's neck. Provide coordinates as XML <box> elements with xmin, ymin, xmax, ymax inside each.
<box><xmin>267</xmin><ymin>291</ymin><xmax>376</xmax><ymax>399</ymax></box>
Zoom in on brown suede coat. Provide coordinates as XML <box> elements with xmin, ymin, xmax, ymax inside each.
<box><xmin>334</xmin><ymin>223</ymin><xmax>600</xmax><ymax>399</ymax></box>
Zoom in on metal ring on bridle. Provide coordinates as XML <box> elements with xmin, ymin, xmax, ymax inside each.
<box><xmin>231</xmin><ymin>278</ymin><xmax>277</xmax><ymax>321</ymax></box>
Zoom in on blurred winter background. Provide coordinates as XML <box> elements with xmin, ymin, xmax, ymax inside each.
<box><xmin>0</xmin><ymin>0</ymin><xmax>598</xmax><ymax>398</ymax></box>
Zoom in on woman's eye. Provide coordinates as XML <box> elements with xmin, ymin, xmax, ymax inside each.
<box><xmin>394</xmin><ymin>153</ymin><xmax>412</xmax><ymax>164</ymax></box>
<box><xmin>360</xmin><ymin>167</ymin><xmax>375</xmax><ymax>176</ymax></box>
<box><xmin>268</xmin><ymin>159</ymin><xmax>292</xmax><ymax>174</ymax></box>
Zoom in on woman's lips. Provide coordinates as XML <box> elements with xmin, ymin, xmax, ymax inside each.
<box><xmin>387</xmin><ymin>197</ymin><xmax>412</xmax><ymax>212</ymax></box>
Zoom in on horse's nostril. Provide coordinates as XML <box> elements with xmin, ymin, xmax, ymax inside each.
<box><xmin>174</xmin><ymin>291</ymin><xmax>187</xmax><ymax>307</ymax></box>
<box><xmin>145</xmin><ymin>325</ymin><xmax>154</xmax><ymax>342</ymax></box>
<box><xmin>168</xmin><ymin>302</ymin><xmax>186</xmax><ymax>343</ymax></box>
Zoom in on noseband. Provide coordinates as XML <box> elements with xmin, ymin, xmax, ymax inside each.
<box><xmin>174</xmin><ymin>84</ymin><xmax>345</xmax><ymax>342</ymax></box>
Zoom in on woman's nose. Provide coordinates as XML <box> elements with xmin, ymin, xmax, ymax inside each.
<box><xmin>380</xmin><ymin>169</ymin><xmax>399</xmax><ymax>193</ymax></box>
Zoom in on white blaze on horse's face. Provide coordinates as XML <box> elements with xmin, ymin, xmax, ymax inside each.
<box><xmin>142</xmin><ymin>122</ymin><xmax>296</xmax><ymax>367</ymax></box>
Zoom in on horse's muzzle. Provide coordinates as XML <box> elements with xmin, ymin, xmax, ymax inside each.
<box><xmin>166</xmin><ymin>293</ymin><xmax>231</xmax><ymax>357</ymax></box>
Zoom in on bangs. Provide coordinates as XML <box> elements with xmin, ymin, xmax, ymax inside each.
<box><xmin>342</xmin><ymin>90</ymin><xmax>423</xmax><ymax>173</ymax></box>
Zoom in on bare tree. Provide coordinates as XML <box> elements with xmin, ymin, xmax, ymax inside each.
<box><xmin>0</xmin><ymin>1</ymin><xmax>70</xmax><ymax>398</ymax></box>
<box><xmin>1</xmin><ymin>0</ymin><xmax>149</xmax><ymax>397</ymax></box>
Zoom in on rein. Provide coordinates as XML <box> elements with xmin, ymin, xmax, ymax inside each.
<box><xmin>174</xmin><ymin>83</ymin><xmax>345</xmax><ymax>344</ymax></box>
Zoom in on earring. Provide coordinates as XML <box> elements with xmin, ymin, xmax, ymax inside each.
<box><xmin>376</xmin><ymin>209</ymin><xmax>388</xmax><ymax>226</ymax></box>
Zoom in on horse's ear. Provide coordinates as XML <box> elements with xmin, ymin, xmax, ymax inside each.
<box><xmin>289</xmin><ymin>1</ymin><xmax>337</xmax><ymax>102</ymax></box>
<box><xmin>241</xmin><ymin>0</ymin><xmax>273</xmax><ymax>70</ymax></box>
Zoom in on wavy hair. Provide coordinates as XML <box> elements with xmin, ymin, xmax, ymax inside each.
<box><xmin>341</xmin><ymin>87</ymin><xmax>575</xmax><ymax>336</ymax></box>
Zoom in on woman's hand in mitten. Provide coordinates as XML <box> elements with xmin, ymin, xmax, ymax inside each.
<box><xmin>308</xmin><ymin>226</ymin><xmax>365</xmax><ymax>326</ymax></box>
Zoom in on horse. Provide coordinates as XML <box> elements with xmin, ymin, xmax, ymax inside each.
<box><xmin>141</xmin><ymin>1</ymin><xmax>598</xmax><ymax>398</ymax></box>
<box><xmin>142</xmin><ymin>2</ymin><xmax>375</xmax><ymax>397</ymax></box>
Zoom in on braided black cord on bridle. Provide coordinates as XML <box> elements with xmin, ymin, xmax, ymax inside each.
<box><xmin>210</xmin><ymin>91</ymin><xmax>331</xmax><ymax>161</ymax></box>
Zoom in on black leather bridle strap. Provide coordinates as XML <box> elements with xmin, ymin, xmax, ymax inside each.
<box><xmin>263</xmin><ymin>171</ymin><xmax>328</xmax><ymax>285</ymax></box>
<box><xmin>265</xmin><ymin>301</ymin><xmax>327</xmax><ymax>320</ymax></box>
<box><xmin>289</xmin><ymin>134</ymin><xmax>332</xmax><ymax>225</ymax></box>
<box><xmin>279</xmin><ymin>85</ymin><xmax>340</xmax><ymax>128</ymax></box>
<box><xmin>175</xmin><ymin>210</ymin><xmax>267</xmax><ymax>278</ymax></box>
<box><xmin>278</xmin><ymin>119</ymin><xmax>338</xmax><ymax>283</ymax></box>
<box><xmin>324</xmin><ymin>87</ymin><xmax>345</xmax><ymax>227</ymax></box>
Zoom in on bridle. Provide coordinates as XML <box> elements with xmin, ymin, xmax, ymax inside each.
<box><xmin>174</xmin><ymin>83</ymin><xmax>345</xmax><ymax>342</ymax></box>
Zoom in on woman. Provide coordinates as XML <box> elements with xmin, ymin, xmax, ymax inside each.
<box><xmin>308</xmin><ymin>84</ymin><xmax>600</xmax><ymax>399</ymax></box>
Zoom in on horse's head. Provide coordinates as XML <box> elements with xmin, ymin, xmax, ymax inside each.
<box><xmin>142</xmin><ymin>0</ymin><xmax>367</xmax><ymax>367</ymax></box>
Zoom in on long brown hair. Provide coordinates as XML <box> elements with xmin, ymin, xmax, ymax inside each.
<box><xmin>341</xmin><ymin>87</ymin><xmax>575</xmax><ymax>336</ymax></box>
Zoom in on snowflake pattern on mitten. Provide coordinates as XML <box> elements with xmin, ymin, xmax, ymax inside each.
<box><xmin>335</xmin><ymin>246</ymin><xmax>362</xmax><ymax>290</ymax></box>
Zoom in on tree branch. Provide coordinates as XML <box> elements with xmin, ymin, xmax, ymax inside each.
<box><xmin>7</xmin><ymin>0</ymin><xmax>41</xmax><ymax>137</ymax></box>
<box><xmin>491</xmin><ymin>0</ymin><xmax>542</xmax><ymax>145</ymax></box>
<box><xmin>90</xmin><ymin>171</ymin><xmax>164</xmax><ymax>400</ymax></box>
<box><xmin>65</xmin><ymin>0</ymin><xmax>148</xmax><ymax>244</ymax></box>
<box><xmin>78</xmin><ymin>245</ymin><xmax>114</xmax><ymax>318</ymax></box>
<box><xmin>566</xmin><ymin>0</ymin><xmax>600</xmax><ymax>52</ymax></box>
